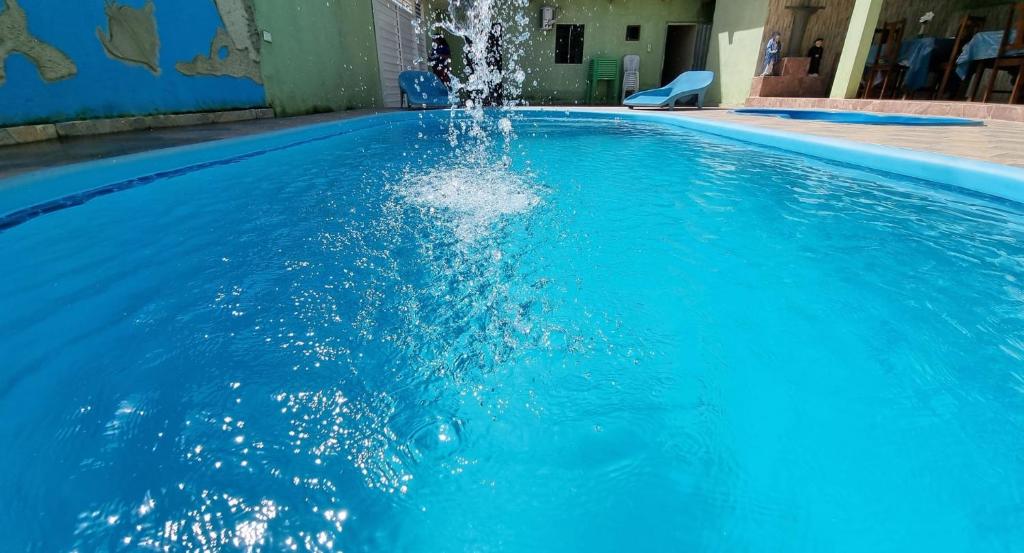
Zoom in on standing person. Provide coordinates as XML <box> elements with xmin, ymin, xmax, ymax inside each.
<box><xmin>485</xmin><ymin>23</ymin><xmax>504</xmax><ymax>105</ymax></box>
<box><xmin>462</xmin><ymin>37</ymin><xmax>475</xmax><ymax>78</ymax></box>
<box><xmin>807</xmin><ymin>38</ymin><xmax>824</xmax><ymax>76</ymax></box>
<box><xmin>428</xmin><ymin>35</ymin><xmax>452</xmax><ymax>87</ymax></box>
<box><xmin>459</xmin><ymin>36</ymin><xmax>479</xmax><ymax>105</ymax></box>
<box><xmin>761</xmin><ymin>32</ymin><xmax>782</xmax><ymax>76</ymax></box>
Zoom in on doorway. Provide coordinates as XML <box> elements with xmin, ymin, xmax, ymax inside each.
<box><xmin>372</xmin><ymin>0</ymin><xmax>426</xmax><ymax>107</ymax></box>
<box><xmin>661</xmin><ymin>24</ymin><xmax>698</xmax><ymax>86</ymax></box>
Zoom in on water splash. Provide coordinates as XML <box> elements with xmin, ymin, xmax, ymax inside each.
<box><xmin>399</xmin><ymin>0</ymin><xmax>541</xmax><ymax>245</ymax></box>
<box><xmin>397</xmin><ymin>163</ymin><xmax>541</xmax><ymax>242</ymax></box>
<box><xmin>427</xmin><ymin>0</ymin><xmax>531</xmax><ymax>112</ymax></box>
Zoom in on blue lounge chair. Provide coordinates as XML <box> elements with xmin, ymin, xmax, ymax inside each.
<box><xmin>624</xmin><ymin>71</ymin><xmax>715</xmax><ymax>110</ymax></box>
<box><xmin>399</xmin><ymin>71</ymin><xmax>452</xmax><ymax>109</ymax></box>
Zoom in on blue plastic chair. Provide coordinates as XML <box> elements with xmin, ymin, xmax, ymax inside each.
<box><xmin>624</xmin><ymin>71</ymin><xmax>715</xmax><ymax>110</ymax></box>
<box><xmin>398</xmin><ymin>71</ymin><xmax>452</xmax><ymax>109</ymax></box>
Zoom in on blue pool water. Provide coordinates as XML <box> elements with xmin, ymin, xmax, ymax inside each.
<box><xmin>1</xmin><ymin>112</ymin><xmax>1023</xmax><ymax>551</ymax></box>
<box><xmin>734</xmin><ymin>108</ymin><xmax>984</xmax><ymax>126</ymax></box>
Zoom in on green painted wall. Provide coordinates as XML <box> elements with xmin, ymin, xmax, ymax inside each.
<box><xmin>704</xmin><ymin>0</ymin><xmax>770</xmax><ymax>106</ymax></box>
<box><xmin>424</xmin><ymin>0</ymin><xmax>712</xmax><ymax>104</ymax></box>
<box><xmin>518</xmin><ymin>0</ymin><xmax>711</xmax><ymax>104</ymax></box>
<box><xmin>829</xmin><ymin>0</ymin><xmax>882</xmax><ymax>99</ymax></box>
<box><xmin>252</xmin><ymin>0</ymin><xmax>382</xmax><ymax>116</ymax></box>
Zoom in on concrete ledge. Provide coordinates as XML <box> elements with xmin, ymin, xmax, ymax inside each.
<box><xmin>749</xmin><ymin>57</ymin><xmax>828</xmax><ymax>99</ymax></box>
<box><xmin>0</xmin><ymin>124</ymin><xmax>58</xmax><ymax>147</ymax></box>
<box><xmin>1</xmin><ymin>109</ymin><xmax>275</xmax><ymax>145</ymax></box>
<box><xmin>55</xmin><ymin>117</ymin><xmax>150</xmax><ymax>137</ymax></box>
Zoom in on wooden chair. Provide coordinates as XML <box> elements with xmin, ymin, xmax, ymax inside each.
<box><xmin>934</xmin><ymin>15</ymin><xmax>986</xmax><ymax>100</ymax></box>
<box><xmin>862</xmin><ymin>20</ymin><xmax>906</xmax><ymax>99</ymax></box>
<box><xmin>980</xmin><ymin>2</ymin><xmax>1024</xmax><ymax>103</ymax></box>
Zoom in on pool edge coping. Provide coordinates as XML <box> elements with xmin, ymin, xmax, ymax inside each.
<box><xmin>2</xmin><ymin>107</ymin><xmax>1024</xmax><ymax>225</ymax></box>
<box><xmin>0</xmin><ymin>110</ymin><xmax>431</xmax><ymax>222</ymax></box>
<box><xmin>540</xmin><ymin>107</ymin><xmax>1024</xmax><ymax>204</ymax></box>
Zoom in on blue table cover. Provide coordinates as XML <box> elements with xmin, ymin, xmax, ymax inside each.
<box><xmin>867</xmin><ymin>37</ymin><xmax>952</xmax><ymax>91</ymax></box>
<box><xmin>956</xmin><ymin>30</ymin><xmax>1023</xmax><ymax>79</ymax></box>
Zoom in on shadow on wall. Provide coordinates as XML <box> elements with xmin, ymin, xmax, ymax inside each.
<box><xmin>759</xmin><ymin>0</ymin><xmax>856</xmax><ymax>93</ymax></box>
<box><xmin>705</xmin><ymin>0</ymin><xmax>772</xmax><ymax>106</ymax></box>
<box><xmin>0</xmin><ymin>0</ymin><xmax>266</xmax><ymax>127</ymax></box>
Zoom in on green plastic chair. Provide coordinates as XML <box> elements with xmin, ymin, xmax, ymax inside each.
<box><xmin>586</xmin><ymin>57</ymin><xmax>621</xmax><ymax>105</ymax></box>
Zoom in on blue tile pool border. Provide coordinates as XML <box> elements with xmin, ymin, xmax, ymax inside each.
<box><xmin>2</xmin><ymin>107</ymin><xmax>1024</xmax><ymax>231</ymax></box>
<box><xmin>0</xmin><ymin>111</ymin><xmax>430</xmax><ymax>230</ymax></box>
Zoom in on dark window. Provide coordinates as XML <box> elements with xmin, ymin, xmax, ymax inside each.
<box><xmin>625</xmin><ymin>25</ymin><xmax>641</xmax><ymax>41</ymax></box>
<box><xmin>555</xmin><ymin>24</ymin><xmax>585</xmax><ymax>64</ymax></box>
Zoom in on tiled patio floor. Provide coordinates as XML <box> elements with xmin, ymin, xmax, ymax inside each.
<box><xmin>744</xmin><ymin>97</ymin><xmax>1024</xmax><ymax>123</ymax></box>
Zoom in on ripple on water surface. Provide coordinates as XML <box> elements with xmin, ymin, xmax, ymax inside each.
<box><xmin>0</xmin><ymin>115</ymin><xmax>1023</xmax><ymax>551</ymax></box>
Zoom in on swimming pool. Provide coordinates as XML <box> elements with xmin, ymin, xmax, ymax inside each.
<box><xmin>2</xmin><ymin>110</ymin><xmax>1024</xmax><ymax>551</ymax></box>
<box><xmin>734</xmin><ymin>107</ymin><xmax>985</xmax><ymax>126</ymax></box>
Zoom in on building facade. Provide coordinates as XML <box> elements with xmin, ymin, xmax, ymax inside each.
<box><xmin>1</xmin><ymin>0</ymin><xmax>1017</xmax><ymax>127</ymax></box>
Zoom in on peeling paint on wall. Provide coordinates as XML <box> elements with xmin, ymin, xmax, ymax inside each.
<box><xmin>0</xmin><ymin>0</ymin><xmax>77</xmax><ymax>86</ymax></box>
<box><xmin>0</xmin><ymin>0</ymin><xmax>266</xmax><ymax>127</ymax></box>
<box><xmin>96</xmin><ymin>0</ymin><xmax>160</xmax><ymax>74</ymax></box>
<box><xmin>176</xmin><ymin>0</ymin><xmax>261</xmax><ymax>83</ymax></box>
<box><xmin>215</xmin><ymin>0</ymin><xmax>260</xmax><ymax>61</ymax></box>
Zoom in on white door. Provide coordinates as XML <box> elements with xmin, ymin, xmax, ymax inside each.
<box><xmin>373</xmin><ymin>0</ymin><xmax>425</xmax><ymax>107</ymax></box>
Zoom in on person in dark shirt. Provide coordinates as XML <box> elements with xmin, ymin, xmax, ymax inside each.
<box><xmin>485</xmin><ymin>23</ymin><xmax>504</xmax><ymax>105</ymax></box>
<box><xmin>462</xmin><ymin>37</ymin><xmax>475</xmax><ymax>77</ymax></box>
<box><xmin>807</xmin><ymin>38</ymin><xmax>824</xmax><ymax>75</ymax></box>
<box><xmin>428</xmin><ymin>35</ymin><xmax>452</xmax><ymax>87</ymax></box>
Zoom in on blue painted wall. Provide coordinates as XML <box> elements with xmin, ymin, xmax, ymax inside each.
<box><xmin>0</xmin><ymin>0</ymin><xmax>266</xmax><ymax>127</ymax></box>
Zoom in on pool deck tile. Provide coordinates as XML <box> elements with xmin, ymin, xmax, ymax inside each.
<box><xmin>743</xmin><ymin>97</ymin><xmax>1024</xmax><ymax>123</ymax></box>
